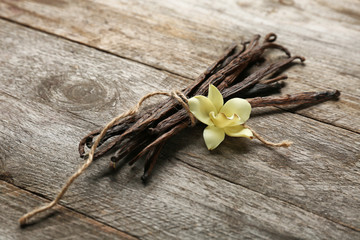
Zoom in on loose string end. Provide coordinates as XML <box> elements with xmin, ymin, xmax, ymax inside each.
<box><xmin>247</xmin><ymin>125</ymin><xmax>293</xmax><ymax>148</ymax></box>
<box><xmin>18</xmin><ymin>91</ymin><xmax>186</xmax><ymax>226</ymax></box>
<box><xmin>19</xmin><ymin>200</ymin><xmax>57</xmax><ymax>226</ymax></box>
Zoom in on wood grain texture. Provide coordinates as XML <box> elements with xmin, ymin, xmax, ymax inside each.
<box><xmin>0</xmin><ymin>180</ymin><xmax>137</xmax><ymax>240</ymax></box>
<box><xmin>0</xmin><ymin>19</ymin><xmax>359</xmax><ymax>239</ymax></box>
<box><xmin>1</xmin><ymin>97</ymin><xmax>359</xmax><ymax>240</ymax></box>
<box><xmin>0</xmin><ymin>0</ymin><xmax>359</xmax><ymax>133</ymax></box>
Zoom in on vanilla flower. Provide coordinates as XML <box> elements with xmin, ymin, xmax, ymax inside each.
<box><xmin>188</xmin><ymin>84</ymin><xmax>253</xmax><ymax>150</ymax></box>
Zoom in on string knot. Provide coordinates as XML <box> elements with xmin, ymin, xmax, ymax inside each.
<box><xmin>170</xmin><ymin>90</ymin><xmax>196</xmax><ymax>127</ymax></box>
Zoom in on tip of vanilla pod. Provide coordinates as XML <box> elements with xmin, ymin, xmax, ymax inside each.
<box><xmin>294</xmin><ymin>55</ymin><xmax>306</xmax><ymax>62</ymax></box>
<box><xmin>326</xmin><ymin>90</ymin><xmax>341</xmax><ymax>99</ymax></box>
<box><xmin>333</xmin><ymin>90</ymin><xmax>341</xmax><ymax>98</ymax></box>
<box><xmin>316</xmin><ymin>90</ymin><xmax>341</xmax><ymax>101</ymax></box>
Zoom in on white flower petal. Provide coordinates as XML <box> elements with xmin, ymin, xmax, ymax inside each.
<box><xmin>209</xmin><ymin>112</ymin><xmax>241</xmax><ymax>128</ymax></box>
<box><xmin>188</xmin><ymin>96</ymin><xmax>216</xmax><ymax>126</ymax></box>
<box><xmin>208</xmin><ymin>84</ymin><xmax>223</xmax><ymax>113</ymax></box>
<box><xmin>203</xmin><ymin>125</ymin><xmax>225</xmax><ymax>150</ymax></box>
<box><xmin>220</xmin><ymin>98</ymin><xmax>251</xmax><ymax>124</ymax></box>
<box><xmin>224</xmin><ymin>125</ymin><xmax>253</xmax><ymax>138</ymax></box>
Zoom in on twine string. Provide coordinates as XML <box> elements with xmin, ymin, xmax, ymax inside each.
<box><xmin>245</xmin><ymin>124</ymin><xmax>292</xmax><ymax>148</ymax></box>
<box><xmin>19</xmin><ymin>90</ymin><xmax>193</xmax><ymax>226</ymax></box>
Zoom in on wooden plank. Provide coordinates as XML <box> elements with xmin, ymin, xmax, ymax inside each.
<box><xmin>171</xmin><ymin>108</ymin><xmax>360</xmax><ymax>228</ymax></box>
<box><xmin>0</xmin><ymin>20</ymin><xmax>359</xmax><ymax>239</ymax></box>
<box><xmin>0</xmin><ymin>180</ymin><xmax>137</xmax><ymax>240</ymax></box>
<box><xmin>1</xmin><ymin>97</ymin><xmax>359</xmax><ymax>240</ymax></box>
<box><xmin>0</xmin><ymin>20</ymin><xmax>191</xmax><ymax>127</ymax></box>
<box><xmin>0</xmin><ymin>0</ymin><xmax>359</xmax><ymax>132</ymax></box>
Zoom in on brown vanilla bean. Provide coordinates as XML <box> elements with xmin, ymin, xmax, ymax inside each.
<box><xmin>142</xmin><ymin>142</ymin><xmax>165</xmax><ymax>181</ymax></box>
<box><xmin>261</xmin><ymin>75</ymin><xmax>288</xmax><ymax>84</ymax></box>
<box><xmin>78</xmin><ymin>33</ymin><xmax>340</xmax><ymax>181</ymax></box>
<box><xmin>247</xmin><ymin>90</ymin><xmax>340</xmax><ymax>107</ymax></box>
<box><xmin>222</xmin><ymin>56</ymin><xmax>305</xmax><ymax>98</ymax></box>
<box><xmin>185</xmin><ymin>42</ymin><xmax>239</xmax><ymax>96</ymax></box>
<box><xmin>241</xmin><ymin>82</ymin><xmax>285</xmax><ymax>98</ymax></box>
<box><xmin>128</xmin><ymin>122</ymin><xmax>188</xmax><ymax>166</ymax></box>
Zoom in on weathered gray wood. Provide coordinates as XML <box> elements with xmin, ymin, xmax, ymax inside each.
<box><xmin>1</xmin><ymin>97</ymin><xmax>359</xmax><ymax>240</ymax></box>
<box><xmin>0</xmin><ymin>19</ymin><xmax>359</xmax><ymax>239</ymax></box>
<box><xmin>0</xmin><ymin>180</ymin><xmax>137</xmax><ymax>240</ymax></box>
<box><xmin>0</xmin><ymin>0</ymin><xmax>359</xmax><ymax>132</ymax></box>
<box><xmin>170</xmin><ymin>108</ymin><xmax>360</xmax><ymax>229</ymax></box>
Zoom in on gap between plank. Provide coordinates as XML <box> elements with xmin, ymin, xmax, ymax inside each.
<box><xmin>175</xmin><ymin>157</ymin><xmax>360</xmax><ymax>233</ymax></box>
<box><xmin>0</xmin><ymin>16</ymin><xmax>355</xmax><ymax>134</ymax></box>
<box><xmin>0</xmin><ymin>180</ymin><xmax>140</xmax><ymax>239</ymax></box>
<box><xmin>287</xmin><ymin>110</ymin><xmax>359</xmax><ymax>135</ymax></box>
<box><xmin>0</xmin><ymin>16</ymin><xmax>185</xmax><ymax>80</ymax></box>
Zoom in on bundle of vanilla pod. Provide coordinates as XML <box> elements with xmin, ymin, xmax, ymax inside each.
<box><xmin>78</xmin><ymin>33</ymin><xmax>339</xmax><ymax>181</ymax></box>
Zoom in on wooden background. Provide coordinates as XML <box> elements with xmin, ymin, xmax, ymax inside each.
<box><xmin>0</xmin><ymin>0</ymin><xmax>359</xmax><ymax>239</ymax></box>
